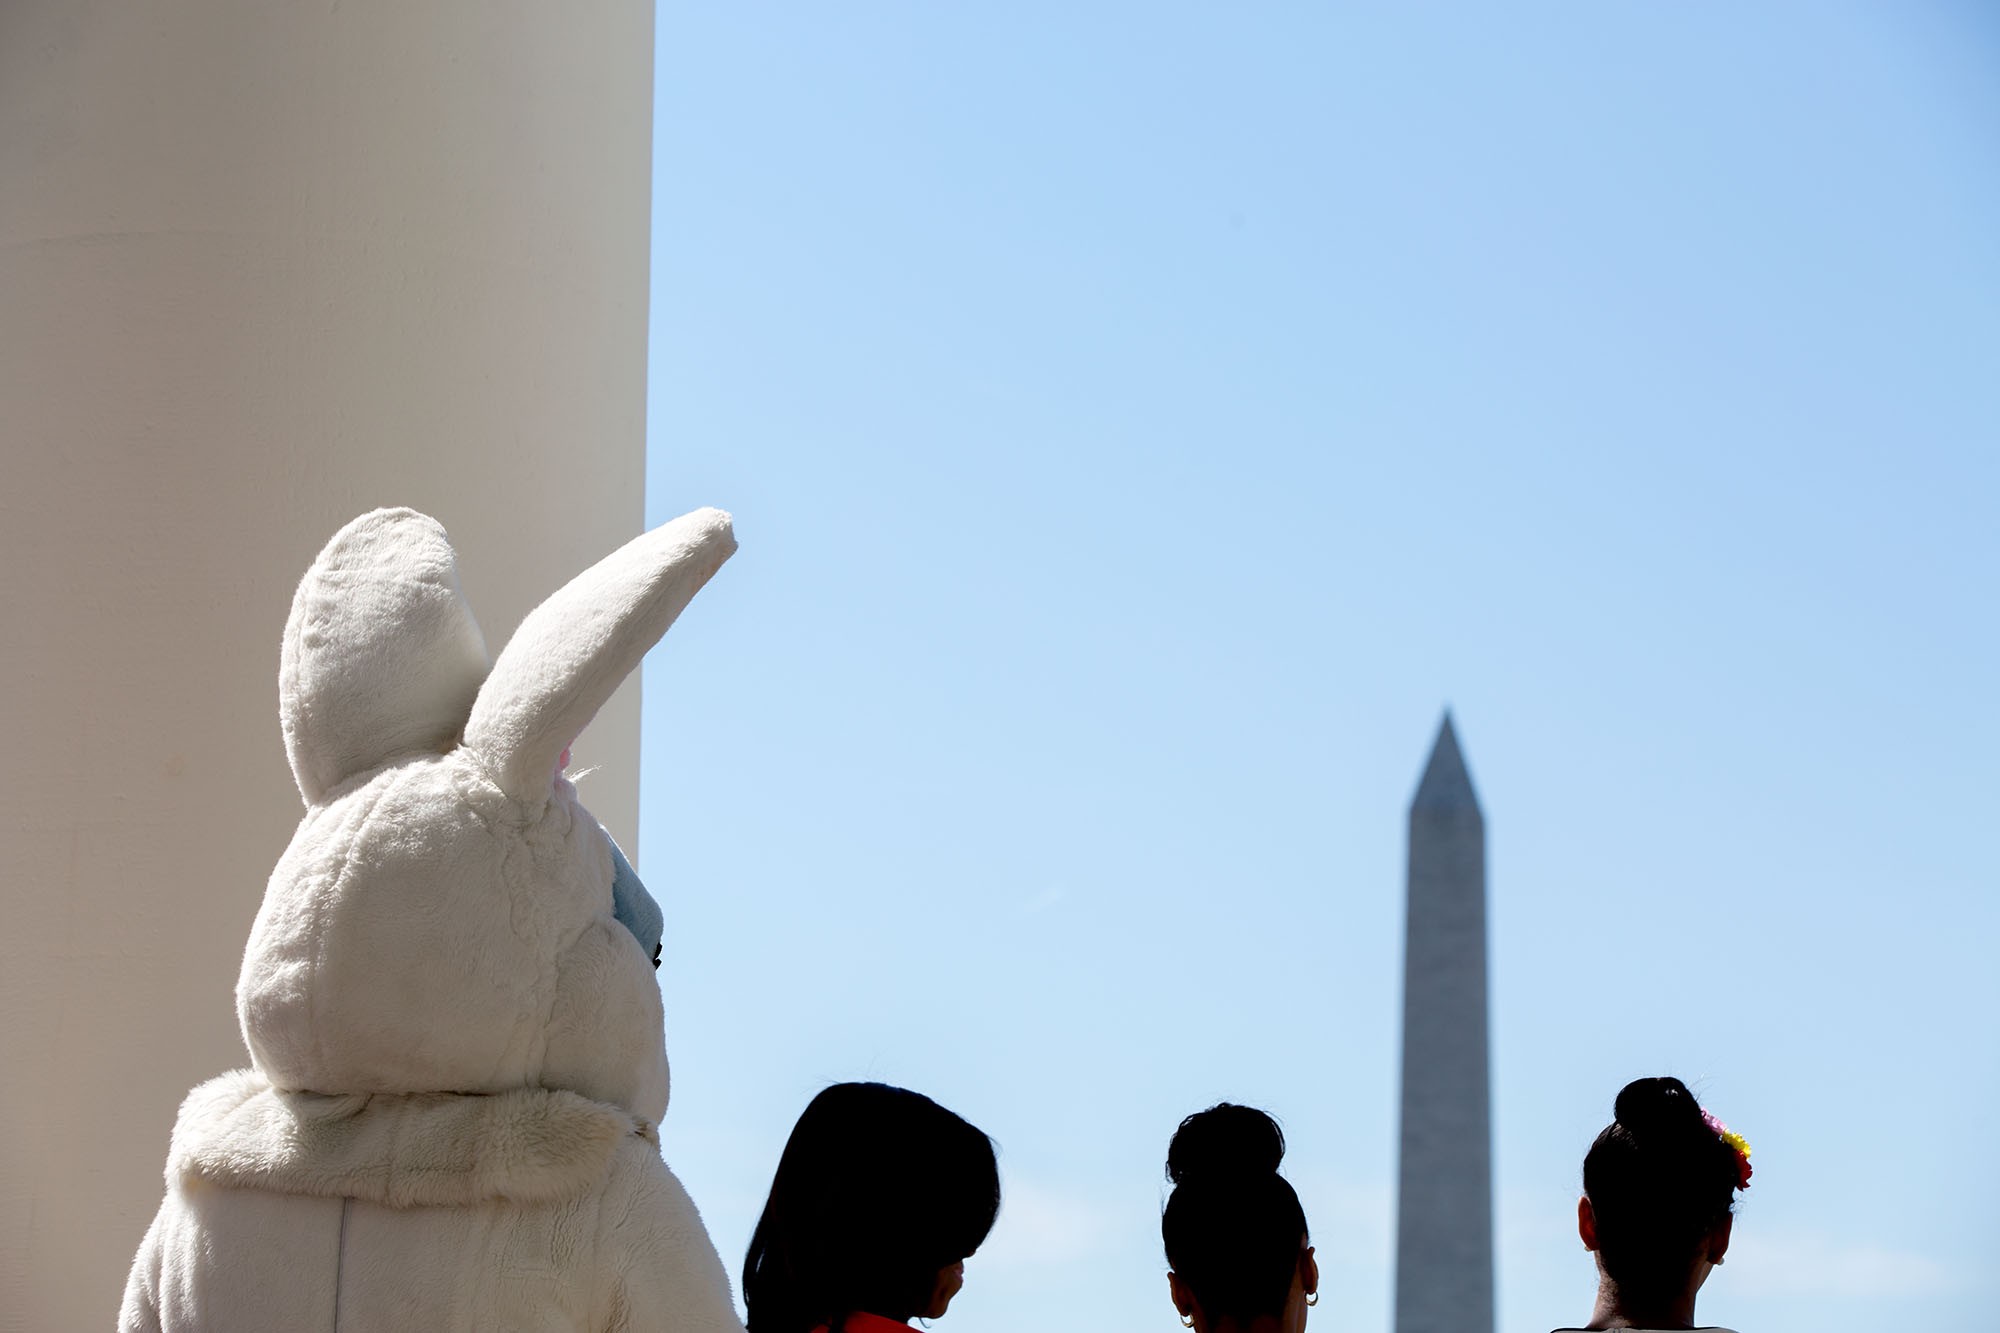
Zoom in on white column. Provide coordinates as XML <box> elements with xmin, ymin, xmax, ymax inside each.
<box><xmin>0</xmin><ymin>3</ymin><xmax>653</xmax><ymax>1325</ymax></box>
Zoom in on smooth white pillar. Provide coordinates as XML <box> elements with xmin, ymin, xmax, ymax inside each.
<box><xmin>0</xmin><ymin>3</ymin><xmax>653</xmax><ymax>1325</ymax></box>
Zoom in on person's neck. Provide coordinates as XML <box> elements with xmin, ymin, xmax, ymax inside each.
<box><xmin>1203</xmin><ymin>1314</ymin><xmax>1298</xmax><ymax>1333</ymax></box>
<box><xmin>1584</xmin><ymin>1274</ymin><xmax>1700</xmax><ymax>1330</ymax></box>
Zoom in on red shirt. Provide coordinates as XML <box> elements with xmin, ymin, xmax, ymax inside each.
<box><xmin>808</xmin><ymin>1316</ymin><xmax>920</xmax><ymax>1333</ymax></box>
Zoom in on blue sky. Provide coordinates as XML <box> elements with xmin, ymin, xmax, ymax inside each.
<box><xmin>637</xmin><ymin>5</ymin><xmax>1998</xmax><ymax>1330</ymax></box>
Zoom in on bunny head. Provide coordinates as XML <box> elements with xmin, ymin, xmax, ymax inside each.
<box><xmin>236</xmin><ymin>508</ymin><xmax>735</xmax><ymax>1125</ymax></box>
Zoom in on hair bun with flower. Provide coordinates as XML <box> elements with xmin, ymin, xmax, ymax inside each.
<box><xmin>1701</xmin><ymin>1108</ymin><xmax>1753</xmax><ymax>1189</ymax></box>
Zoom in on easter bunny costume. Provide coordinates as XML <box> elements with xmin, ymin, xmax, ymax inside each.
<box><xmin>120</xmin><ymin>508</ymin><xmax>745</xmax><ymax>1332</ymax></box>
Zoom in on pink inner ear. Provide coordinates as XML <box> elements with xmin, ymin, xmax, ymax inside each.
<box><xmin>557</xmin><ymin>745</ymin><xmax>572</xmax><ymax>774</ymax></box>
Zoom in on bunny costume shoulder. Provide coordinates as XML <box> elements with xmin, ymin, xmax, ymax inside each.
<box><xmin>121</xmin><ymin>508</ymin><xmax>745</xmax><ymax>1333</ymax></box>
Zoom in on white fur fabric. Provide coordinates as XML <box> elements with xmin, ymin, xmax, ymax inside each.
<box><xmin>122</xmin><ymin>509</ymin><xmax>744</xmax><ymax>1332</ymax></box>
<box><xmin>167</xmin><ymin>1069</ymin><xmax>637</xmax><ymax>1208</ymax></box>
<box><xmin>123</xmin><ymin>1072</ymin><xmax>740</xmax><ymax>1332</ymax></box>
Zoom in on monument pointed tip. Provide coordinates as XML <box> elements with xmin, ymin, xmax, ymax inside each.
<box><xmin>1412</xmin><ymin>711</ymin><xmax>1481</xmax><ymax>815</ymax></box>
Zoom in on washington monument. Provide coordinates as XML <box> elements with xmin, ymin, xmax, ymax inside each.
<box><xmin>1393</xmin><ymin>713</ymin><xmax>1495</xmax><ymax>1333</ymax></box>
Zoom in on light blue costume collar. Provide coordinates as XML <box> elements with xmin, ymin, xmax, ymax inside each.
<box><xmin>607</xmin><ymin>835</ymin><xmax>663</xmax><ymax>967</ymax></box>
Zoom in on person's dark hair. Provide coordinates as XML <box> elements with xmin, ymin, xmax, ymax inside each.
<box><xmin>743</xmin><ymin>1082</ymin><xmax>1000</xmax><ymax>1333</ymax></box>
<box><xmin>1162</xmin><ymin>1103</ymin><xmax>1310</xmax><ymax>1323</ymax></box>
<box><xmin>1583</xmin><ymin>1077</ymin><xmax>1743</xmax><ymax>1300</ymax></box>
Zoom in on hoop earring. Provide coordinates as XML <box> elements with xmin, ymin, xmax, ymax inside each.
<box><xmin>1305</xmin><ymin>1291</ymin><xmax>1319</xmax><ymax>1307</ymax></box>
<box><xmin>1180</xmin><ymin>1315</ymin><xmax>1195</xmax><ymax>1329</ymax></box>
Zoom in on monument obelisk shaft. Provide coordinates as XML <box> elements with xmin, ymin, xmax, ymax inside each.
<box><xmin>1393</xmin><ymin>714</ymin><xmax>1494</xmax><ymax>1333</ymax></box>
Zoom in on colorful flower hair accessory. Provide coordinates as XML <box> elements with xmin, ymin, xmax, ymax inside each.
<box><xmin>1702</xmin><ymin>1108</ymin><xmax>1753</xmax><ymax>1189</ymax></box>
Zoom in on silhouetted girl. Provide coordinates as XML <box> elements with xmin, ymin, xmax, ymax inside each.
<box><xmin>1557</xmin><ymin>1076</ymin><xmax>1752</xmax><ymax>1332</ymax></box>
<box><xmin>1163</xmin><ymin>1103</ymin><xmax>1320</xmax><ymax>1333</ymax></box>
<box><xmin>743</xmin><ymin>1082</ymin><xmax>1000</xmax><ymax>1333</ymax></box>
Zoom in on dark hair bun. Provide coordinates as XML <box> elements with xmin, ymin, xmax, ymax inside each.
<box><xmin>1612</xmin><ymin>1076</ymin><xmax>1705</xmax><ymax>1140</ymax></box>
<box><xmin>1167</xmin><ymin>1103</ymin><xmax>1286</xmax><ymax>1186</ymax></box>
<box><xmin>1583</xmin><ymin>1076</ymin><xmax>1741</xmax><ymax>1298</ymax></box>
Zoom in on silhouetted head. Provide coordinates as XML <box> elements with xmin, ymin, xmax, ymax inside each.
<box><xmin>743</xmin><ymin>1082</ymin><xmax>1000</xmax><ymax>1333</ymax></box>
<box><xmin>1581</xmin><ymin>1077</ymin><xmax>1749</xmax><ymax>1307</ymax></box>
<box><xmin>1163</xmin><ymin>1104</ymin><xmax>1317</xmax><ymax>1332</ymax></box>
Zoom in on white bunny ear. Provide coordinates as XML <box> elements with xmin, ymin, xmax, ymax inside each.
<box><xmin>281</xmin><ymin>509</ymin><xmax>490</xmax><ymax>805</ymax></box>
<box><xmin>463</xmin><ymin>508</ymin><xmax>736</xmax><ymax>804</ymax></box>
